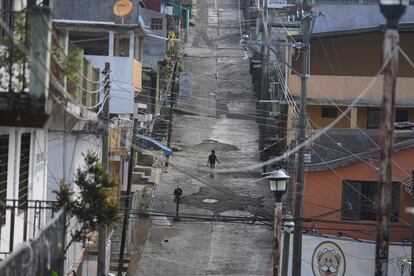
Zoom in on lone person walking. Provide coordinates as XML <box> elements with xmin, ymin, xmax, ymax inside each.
<box><xmin>207</xmin><ymin>150</ymin><xmax>220</xmax><ymax>178</ymax></box>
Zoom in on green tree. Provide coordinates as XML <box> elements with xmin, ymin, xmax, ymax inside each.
<box><xmin>55</xmin><ymin>151</ymin><xmax>118</xmax><ymax>232</ymax></box>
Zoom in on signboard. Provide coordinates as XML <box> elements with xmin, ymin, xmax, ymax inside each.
<box><xmin>165</xmin><ymin>6</ymin><xmax>173</xmax><ymax>15</ymax></box>
<box><xmin>179</xmin><ymin>72</ymin><xmax>192</xmax><ymax>100</ymax></box>
<box><xmin>267</xmin><ymin>0</ymin><xmax>287</xmax><ymax>8</ymax></box>
<box><xmin>311</xmin><ymin>241</ymin><xmax>346</xmax><ymax>276</ymax></box>
<box><xmin>134</xmin><ymin>103</ymin><xmax>148</xmax><ymax>119</ymax></box>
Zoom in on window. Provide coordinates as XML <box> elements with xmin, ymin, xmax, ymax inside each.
<box><xmin>396</xmin><ymin>110</ymin><xmax>409</xmax><ymax>122</ymax></box>
<box><xmin>114</xmin><ymin>32</ymin><xmax>130</xmax><ymax>57</ymax></box>
<box><xmin>368</xmin><ymin>108</ymin><xmax>409</xmax><ymax>128</ymax></box>
<box><xmin>151</xmin><ymin>18</ymin><xmax>163</xmax><ymax>30</ymax></box>
<box><xmin>0</xmin><ymin>0</ymin><xmax>13</xmax><ymax>39</ymax></box>
<box><xmin>0</xmin><ymin>135</ymin><xmax>8</xmax><ymax>225</ymax></box>
<box><xmin>120</xmin><ymin>129</ymin><xmax>127</xmax><ymax>148</ymax></box>
<box><xmin>321</xmin><ymin>107</ymin><xmax>337</xmax><ymax>118</ymax></box>
<box><xmin>341</xmin><ymin>180</ymin><xmax>400</xmax><ymax>222</ymax></box>
<box><xmin>18</xmin><ymin>133</ymin><xmax>30</xmax><ymax>210</ymax></box>
<box><xmin>367</xmin><ymin>108</ymin><xmax>381</xmax><ymax>129</ymax></box>
<box><xmin>70</xmin><ymin>32</ymin><xmax>109</xmax><ymax>56</ymax></box>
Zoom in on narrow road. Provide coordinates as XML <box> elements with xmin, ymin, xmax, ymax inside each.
<box><xmin>136</xmin><ymin>0</ymin><xmax>274</xmax><ymax>275</ymax></box>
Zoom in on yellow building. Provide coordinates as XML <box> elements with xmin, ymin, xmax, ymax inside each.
<box><xmin>286</xmin><ymin>28</ymin><xmax>414</xmax><ymax>143</ymax></box>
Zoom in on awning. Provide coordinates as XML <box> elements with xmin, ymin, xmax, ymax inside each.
<box><xmin>137</xmin><ymin>134</ymin><xmax>173</xmax><ymax>156</ymax></box>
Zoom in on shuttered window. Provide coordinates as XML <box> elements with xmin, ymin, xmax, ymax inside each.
<box><xmin>18</xmin><ymin>133</ymin><xmax>30</xmax><ymax>210</ymax></box>
<box><xmin>0</xmin><ymin>135</ymin><xmax>8</xmax><ymax>225</ymax></box>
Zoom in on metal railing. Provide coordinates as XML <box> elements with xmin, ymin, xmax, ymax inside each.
<box><xmin>0</xmin><ymin>199</ymin><xmax>59</xmax><ymax>259</ymax></box>
<box><xmin>0</xmin><ymin>208</ymin><xmax>65</xmax><ymax>275</ymax></box>
<box><xmin>50</xmin><ymin>40</ymin><xmax>101</xmax><ymax>111</ymax></box>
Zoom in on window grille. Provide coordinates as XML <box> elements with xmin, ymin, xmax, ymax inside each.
<box><xmin>151</xmin><ymin>18</ymin><xmax>163</xmax><ymax>30</ymax></box>
<box><xmin>0</xmin><ymin>134</ymin><xmax>8</xmax><ymax>225</ymax></box>
<box><xmin>18</xmin><ymin>133</ymin><xmax>30</xmax><ymax>210</ymax></box>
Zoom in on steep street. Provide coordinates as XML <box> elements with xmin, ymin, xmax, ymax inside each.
<box><xmin>2</xmin><ymin>0</ymin><xmax>414</xmax><ymax>275</ymax></box>
<box><xmin>136</xmin><ymin>0</ymin><xmax>274</xmax><ymax>275</ymax></box>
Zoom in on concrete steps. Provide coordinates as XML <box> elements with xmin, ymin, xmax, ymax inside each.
<box><xmin>132</xmin><ymin>171</ymin><xmax>150</xmax><ymax>183</ymax></box>
<box><xmin>134</xmin><ymin>165</ymin><xmax>152</xmax><ymax>176</ymax></box>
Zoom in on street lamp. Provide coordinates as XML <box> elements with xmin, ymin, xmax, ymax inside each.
<box><xmin>263</xmin><ymin>169</ymin><xmax>290</xmax><ymax>276</ymax></box>
<box><xmin>265</xmin><ymin>169</ymin><xmax>290</xmax><ymax>202</ymax></box>
<box><xmin>379</xmin><ymin>0</ymin><xmax>409</xmax><ymax>29</ymax></box>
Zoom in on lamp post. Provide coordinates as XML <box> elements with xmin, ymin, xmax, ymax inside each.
<box><xmin>264</xmin><ymin>170</ymin><xmax>292</xmax><ymax>276</ymax></box>
<box><xmin>376</xmin><ymin>1</ymin><xmax>408</xmax><ymax>275</ymax></box>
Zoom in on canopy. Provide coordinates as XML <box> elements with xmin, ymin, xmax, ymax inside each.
<box><xmin>137</xmin><ymin>134</ymin><xmax>173</xmax><ymax>156</ymax></box>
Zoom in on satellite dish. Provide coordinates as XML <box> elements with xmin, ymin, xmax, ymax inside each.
<box><xmin>113</xmin><ymin>0</ymin><xmax>133</xmax><ymax>24</ymax></box>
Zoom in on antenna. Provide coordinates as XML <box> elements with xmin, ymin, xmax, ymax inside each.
<box><xmin>113</xmin><ymin>0</ymin><xmax>133</xmax><ymax>24</ymax></box>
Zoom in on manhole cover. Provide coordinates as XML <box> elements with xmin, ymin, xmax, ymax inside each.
<box><xmin>203</xmin><ymin>199</ymin><xmax>218</xmax><ymax>204</ymax></box>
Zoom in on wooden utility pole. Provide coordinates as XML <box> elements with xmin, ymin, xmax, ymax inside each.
<box><xmin>98</xmin><ymin>62</ymin><xmax>111</xmax><ymax>276</ymax></box>
<box><xmin>291</xmin><ymin>15</ymin><xmax>311</xmax><ymax>276</ymax></box>
<box><xmin>411</xmin><ymin>171</ymin><xmax>414</xmax><ymax>276</ymax></box>
<box><xmin>165</xmin><ymin>61</ymin><xmax>178</xmax><ymax>167</ymax></box>
<box><xmin>259</xmin><ymin>0</ymin><xmax>271</xmax><ymax>152</ymax></box>
<box><xmin>375</xmin><ymin>28</ymin><xmax>399</xmax><ymax>276</ymax></box>
<box><xmin>117</xmin><ymin>118</ymin><xmax>138</xmax><ymax>276</ymax></box>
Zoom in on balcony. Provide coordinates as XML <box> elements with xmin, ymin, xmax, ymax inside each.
<box><xmin>86</xmin><ymin>56</ymin><xmax>142</xmax><ymax>114</ymax></box>
<box><xmin>288</xmin><ymin>74</ymin><xmax>414</xmax><ymax>107</ymax></box>
<box><xmin>109</xmin><ymin>122</ymin><xmax>132</xmax><ymax>158</ymax></box>
<box><xmin>50</xmin><ymin>41</ymin><xmax>101</xmax><ymax>120</ymax></box>
<box><xmin>51</xmin><ymin>25</ymin><xmax>144</xmax><ymax>115</ymax></box>
<box><xmin>0</xmin><ymin>3</ymin><xmax>51</xmax><ymax>128</ymax></box>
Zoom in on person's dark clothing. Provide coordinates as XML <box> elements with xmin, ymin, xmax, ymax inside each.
<box><xmin>208</xmin><ymin>153</ymin><xmax>220</xmax><ymax>165</ymax></box>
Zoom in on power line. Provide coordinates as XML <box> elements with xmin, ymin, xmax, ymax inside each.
<box><xmin>215</xmin><ymin>47</ymin><xmax>396</xmax><ymax>174</ymax></box>
<box><xmin>0</xmin><ymin>17</ymin><xmax>107</xmax><ymax>121</ymax></box>
<box><xmin>112</xmin><ymin>81</ymin><xmax>296</xmax><ymax>131</ymax></box>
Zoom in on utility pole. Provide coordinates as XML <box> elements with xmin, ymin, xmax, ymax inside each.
<box><xmin>165</xmin><ymin>61</ymin><xmax>178</xmax><ymax>167</ymax></box>
<box><xmin>376</xmin><ymin>1</ymin><xmax>407</xmax><ymax>274</ymax></box>
<box><xmin>117</xmin><ymin>118</ymin><xmax>139</xmax><ymax>276</ymax></box>
<box><xmin>259</xmin><ymin>1</ymin><xmax>271</xmax><ymax>152</ymax></box>
<box><xmin>291</xmin><ymin>14</ymin><xmax>311</xmax><ymax>276</ymax></box>
<box><xmin>281</xmin><ymin>142</ymin><xmax>295</xmax><ymax>276</ymax></box>
<box><xmin>375</xmin><ymin>27</ymin><xmax>398</xmax><ymax>276</ymax></box>
<box><xmin>411</xmin><ymin>171</ymin><xmax>414</xmax><ymax>276</ymax></box>
<box><xmin>98</xmin><ymin>62</ymin><xmax>110</xmax><ymax>276</ymax></box>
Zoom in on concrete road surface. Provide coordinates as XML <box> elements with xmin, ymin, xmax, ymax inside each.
<box><xmin>136</xmin><ymin>0</ymin><xmax>275</xmax><ymax>275</ymax></box>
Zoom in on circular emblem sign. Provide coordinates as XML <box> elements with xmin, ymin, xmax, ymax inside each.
<box><xmin>311</xmin><ymin>241</ymin><xmax>346</xmax><ymax>276</ymax></box>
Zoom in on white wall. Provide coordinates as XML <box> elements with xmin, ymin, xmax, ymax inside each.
<box><xmin>47</xmin><ymin>130</ymin><xmax>101</xmax><ymax>273</ymax></box>
<box><xmin>47</xmin><ymin>132</ymin><xmax>102</xmax><ymax>199</ymax></box>
<box><xmin>86</xmin><ymin>55</ymin><xmax>135</xmax><ymax>115</ymax></box>
<box><xmin>282</xmin><ymin>234</ymin><xmax>411</xmax><ymax>276</ymax></box>
<box><xmin>0</xmin><ymin>127</ymin><xmax>48</xmax><ymax>256</ymax></box>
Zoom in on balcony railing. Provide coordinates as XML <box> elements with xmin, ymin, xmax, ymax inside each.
<box><xmin>0</xmin><ymin>206</ymin><xmax>64</xmax><ymax>275</ymax></box>
<box><xmin>0</xmin><ymin>2</ymin><xmax>51</xmax><ymax>127</ymax></box>
<box><xmin>50</xmin><ymin>36</ymin><xmax>101</xmax><ymax>114</ymax></box>
<box><xmin>0</xmin><ymin>199</ymin><xmax>60</xmax><ymax>259</ymax></box>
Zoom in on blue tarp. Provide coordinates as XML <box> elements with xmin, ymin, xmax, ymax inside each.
<box><xmin>137</xmin><ymin>134</ymin><xmax>173</xmax><ymax>156</ymax></box>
